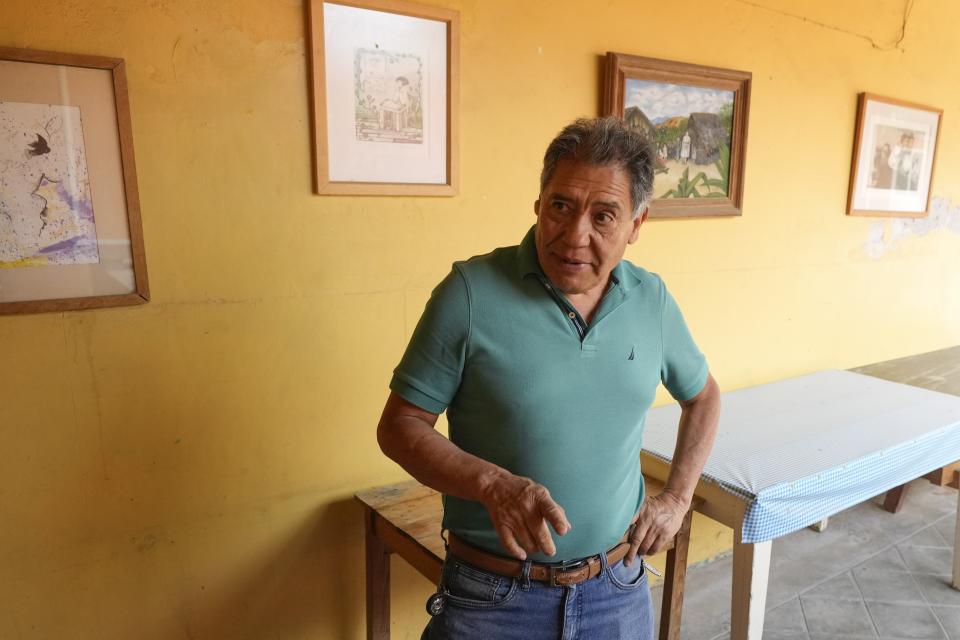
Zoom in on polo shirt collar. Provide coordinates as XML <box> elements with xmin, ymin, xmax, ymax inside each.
<box><xmin>516</xmin><ymin>224</ymin><xmax>641</xmax><ymax>293</ymax></box>
<box><xmin>517</xmin><ymin>225</ymin><xmax>543</xmax><ymax>279</ymax></box>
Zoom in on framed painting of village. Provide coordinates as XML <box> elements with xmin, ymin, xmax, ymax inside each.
<box><xmin>0</xmin><ymin>47</ymin><xmax>149</xmax><ymax>316</ymax></box>
<box><xmin>307</xmin><ymin>0</ymin><xmax>460</xmax><ymax>196</ymax></box>
<box><xmin>847</xmin><ymin>93</ymin><xmax>942</xmax><ymax>218</ymax></box>
<box><xmin>603</xmin><ymin>52</ymin><xmax>751</xmax><ymax>218</ymax></box>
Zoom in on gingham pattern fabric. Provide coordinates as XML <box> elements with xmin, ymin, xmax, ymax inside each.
<box><xmin>642</xmin><ymin>370</ymin><xmax>960</xmax><ymax>543</ymax></box>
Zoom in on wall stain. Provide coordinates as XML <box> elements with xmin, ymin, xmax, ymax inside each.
<box><xmin>863</xmin><ymin>195</ymin><xmax>960</xmax><ymax>258</ymax></box>
<box><xmin>134</xmin><ymin>533</ymin><xmax>160</xmax><ymax>553</ymax></box>
<box><xmin>172</xmin><ymin>35</ymin><xmax>182</xmax><ymax>82</ymax></box>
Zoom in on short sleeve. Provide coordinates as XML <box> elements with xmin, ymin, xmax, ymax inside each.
<box><xmin>390</xmin><ymin>266</ymin><xmax>471</xmax><ymax>414</ymax></box>
<box><xmin>660</xmin><ymin>284</ymin><xmax>708</xmax><ymax>402</ymax></box>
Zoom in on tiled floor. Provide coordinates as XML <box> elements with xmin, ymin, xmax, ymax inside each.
<box><xmin>650</xmin><ymin>479</ymin><xmax>960</xmax><ymax>639</ymax></box>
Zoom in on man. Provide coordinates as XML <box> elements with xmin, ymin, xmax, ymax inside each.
<box><xmin>378</xmin><ymin>117</ymin><xmax>720</xmax><ymax>639</ymax></box>
<box><xmin>888</xmin><ymin>132</ymin><xmax>921</xmax><ymax>191</ymax></box>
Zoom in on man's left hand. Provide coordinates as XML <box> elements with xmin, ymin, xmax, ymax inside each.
<box><xmin>624</xmin><ymin>491</ymin><xmax>689</xmax><ymax>566</ymax></box>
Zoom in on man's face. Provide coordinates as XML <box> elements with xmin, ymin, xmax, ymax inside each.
<box><xmin>534</xmin><ymin>159</ymin><xmax>646</xmax><ymax>297</ymax></box>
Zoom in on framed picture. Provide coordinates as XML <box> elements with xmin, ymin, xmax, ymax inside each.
<box><xmin>307</xmin><ymin>0</ymin><xmax>459</xmax><ymax>196</ymax></box>
<box><xmin>847</xmin><ymin>93</ymin><xmax>942</xmax><ymax>217</ymax></box>
<box><xmin>603</xmin><ymin>52</ymin><xmax>751</xmax><ymax>219</ymax></box>
<box><xmin>0</xmin><ymin>47</ymin><xmax>148</xmax><ymax>316</ymax></box>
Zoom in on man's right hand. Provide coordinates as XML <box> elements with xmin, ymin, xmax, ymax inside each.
<box><xmin>478</xmin><ymin>473</ymin><xmax>571</xmax><ymax>560</ymax></box>
<box><xmin>377</xmin><ymin>393</ymin><xmax>571</xmax><ymax>560</ymax></box>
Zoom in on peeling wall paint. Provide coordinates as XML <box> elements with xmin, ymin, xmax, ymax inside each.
<box><xmin>864</xmin><ymin>196</ymin><xmax>960</xmax><ymax>258</ymax></box>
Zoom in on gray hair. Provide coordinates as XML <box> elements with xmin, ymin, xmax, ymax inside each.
<box><xmin>539</xmin><ymin>116</ymin><xmax>655</xmax><ymax>219</ymax></box>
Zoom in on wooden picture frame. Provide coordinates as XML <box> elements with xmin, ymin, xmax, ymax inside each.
<box><xmin>603</xmin><ymin>52</ymin><xmax>751</xmax><ymax>219</ymax></box>
<box><xmin>847</xmin><ymin>93</ymin><xmax>942</xmax><ymax>218</ymax></box>
<box><xmin>0</xmin><ymin>47</ymin><xmax>149</xmax><ymax>316</ymax></box>
<box><xmin>307</xmin><ymin>0</ymin><xmax>460</xmax><ymax>196</ymax></box>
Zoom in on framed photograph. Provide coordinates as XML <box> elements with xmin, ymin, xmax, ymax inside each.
<box><xmin>307</xmin><ymin>0</ymin><xmax>459</xmax><ymax>196</ymax></box>
<box><xmin>847</xmin><ymin>93</ymin><xmax>942</xmax><ymax>217</ymax></box>
<box><xmin>603</xmin><ymin>52</ymin><xmax>751</xmax><ymax>218</ymax></box>
<box><xmin>0</xmin><ymin>47</ymin><xmax>148</xmax><ymax>316</ymax></box>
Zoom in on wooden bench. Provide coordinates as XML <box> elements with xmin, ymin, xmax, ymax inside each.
<box><xmin>356</xmin><ymin>478</ymin><xmax>702</xmax><ymax>640</ymax></box>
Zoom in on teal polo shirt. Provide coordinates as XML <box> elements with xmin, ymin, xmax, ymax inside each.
<box><xmin>390</xmin><ymin>225</ymin><xmax>708</xmax><ymax>561</ymax></box>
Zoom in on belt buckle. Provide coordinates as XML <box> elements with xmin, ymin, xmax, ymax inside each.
<box><xmin>548</xmin><ymin>557</ymin><xmax>590</xmax><ymax>587</ymax></box>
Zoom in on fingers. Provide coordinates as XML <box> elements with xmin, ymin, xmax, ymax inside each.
<box><xmin>530</xmin><ymin>517</ymin><xmax>556</xmax><ymax>557</ymax></box>
<box><xmin>484</xmin><ymin>476</ymin><xmax>571</xmax><ymax>559</ymax></box>
<box><xmin>624</xmin><ymin>527</ymin><xmax>644</xmax><ymax>566</ymax></box>
<box><xmin>540</xmin><ymin>499</ymin><xmax>571</xmax><ymax>537</ymax></box>
<box><xmin>496</xmin><ymin>524</ymin><xmax>528</xmax><ymax>561</ymax></box>
<box><xmin>513</xmin><ymin>525</ymin><xmax>538</xmax><ymax>558</ymax></box>
<box><xmin>637</xmin><ymin>527</ymin><xmax>661</xmax><ymax>556</ymax></box>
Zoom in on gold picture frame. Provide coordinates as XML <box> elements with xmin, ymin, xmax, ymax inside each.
<box><xmin>307</xmin><ymin>0</ymin><xmax>460</xmax><ymax>196</ymax></box>
<box><xmin>847</xmin><ymin>92</ymin><xmax>942</xmax><ymax>218</ymax></box>
<box><xmin>0</xmin><ymin>47</ymin><xmax>149</xmax><ymax>315</ymax></box>
<box><xmin>603</xmin><ymin>52</ymin><xmax>751</xmax><ymax>219</ymax></box>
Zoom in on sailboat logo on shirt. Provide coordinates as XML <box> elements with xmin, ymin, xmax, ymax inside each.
<box><xmin>628</xmin><ymin>346</ymin><xmax>635</xmax><ymax>361</ymax></box>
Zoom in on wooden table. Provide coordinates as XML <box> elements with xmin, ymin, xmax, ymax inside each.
<box><xmin>639</xmin><ymin>346</ymin><xmax>960</xmax><ymax>640</ymax></box>
<box><xmin>853</xmin><ymin>346</ymin><xmax>960</xmax><ymax>505</ymax></box>
<box><xmin>356</xmin><ymin>477</ymin><xmax>700</xmax><ymax>640</ymax></box>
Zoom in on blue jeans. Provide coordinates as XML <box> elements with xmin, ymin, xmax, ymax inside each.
<box><xmin>422</xmin><ymin>551</ymin><xmax>655</xmax><ymax>639</ymax></box>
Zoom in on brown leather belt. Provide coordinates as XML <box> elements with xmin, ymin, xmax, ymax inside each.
<box><xmin>448</xmin><ymin>533</ymin><xmax>632</xmax><ymax>587</ymax></box>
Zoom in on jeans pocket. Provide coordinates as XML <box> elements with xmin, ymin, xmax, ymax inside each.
<box><xmin>606</xmin><ymin>558</ymin><xmax>648</xmax><ymax>591</ymax></box>
<box><xmin>442</xmin><ymin>559</ymin><xmax>517</xmax><ymax>609</ymax></box>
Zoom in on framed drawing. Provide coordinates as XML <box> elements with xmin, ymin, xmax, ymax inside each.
<box><xmin>307</xmin><ymin>0</ymin><xmax>459</xmax><ymax>196</ymax></box>
<box><xmin>847</xmin><ymin>93</ymin><xmax>942</xmax><ymax>217</ymax></box>
<box><xmin>603</xmin><ymin>52</ymin><xmax>751</xmax><ymax>218</ymax></box>
<box><xmin>0</xmin><ymin>47</ymin><xmax>148</xmax><ymax>316</ymax></box>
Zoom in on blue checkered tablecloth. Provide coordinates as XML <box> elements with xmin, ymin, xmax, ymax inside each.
<box><xmin>642</xmin><ymin>370</ymin><xmax>960</xmax><ymax>543</ymax></box>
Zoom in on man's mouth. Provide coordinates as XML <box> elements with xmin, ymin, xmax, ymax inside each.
<box><xmin>555</xmin><ymin>255</ymin><xmax>590</xmax><ymax>271</ymax></box>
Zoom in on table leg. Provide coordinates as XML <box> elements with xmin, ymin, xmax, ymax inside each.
<box><xmin>953</xmin><ymin>486</ymin><xmax>960</xmax><ymax>590</ymax></box>
<box><xmin>365</xmin><ymin>508</ymin><xmax>392</xmax><ymax>640</ymax></box>
<box><xmin>883</xmin><ymin>483</ymin><xmax>910</xmax><ymax>513</ymax></box>
<box><xmin>659</xmin><ymin>509</ymin><xmax>693</xmax><ymax>640</ymax></box>
<box><xmin>730</xmin><ymin>537</ymin><xmax>772</xmax><ymax>640</ymax></box>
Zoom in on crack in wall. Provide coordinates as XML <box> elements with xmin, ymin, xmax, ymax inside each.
<box><xmin>864</xmin><ymin>196</ymin><xmax>960</xmax><ymax>258</ymax></box>
<box><xmin>732</xmin><ymin>0</ymin><xmax>915</xmax><ymax>51</ymax></box>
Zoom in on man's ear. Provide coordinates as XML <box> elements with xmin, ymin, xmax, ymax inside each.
<box><xmin>533</xmin><ymin>199</ymin><xmax>540</xmax><ymax>217</ymax></box>
<box><xmin>628</xmin><ymin>207</ymin><xmax>648</xmax><ymax>244</ymax></box>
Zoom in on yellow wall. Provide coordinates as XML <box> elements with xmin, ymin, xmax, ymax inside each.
<box><xmin>2</xmin><ymin>1</ymin><xmax>959</xmax><ymax>638</ymax></box>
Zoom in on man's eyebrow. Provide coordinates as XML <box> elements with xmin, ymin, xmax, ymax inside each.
<box><xmin>546</xmin><ymin>193</ymin><xmax>623</xmax><ymax>210</ymax></box>
<box><xmin>594</xmin><ymin>199</ymin><xmax>623</xmax><ymax>210</ymax></box>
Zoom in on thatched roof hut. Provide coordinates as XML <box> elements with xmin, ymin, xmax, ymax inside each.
<box><xmin>686</xmin><ymin>112</ymin><xmax>727</xmax><ymax>165</ymax></box>
<box><xmin>623</xmin><ymin>106</ymin><xmax>656</xmax><ymax>143</ymax></box>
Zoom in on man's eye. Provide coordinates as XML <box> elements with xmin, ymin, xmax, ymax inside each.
<box><xmin>552</xmin><ymin>201</ymin><xmax>568</xmax><ymax>212</ymax></box>
<box><xmin>596</xmin><ymin>212</ymin><xmax>614</xmax><ymax>224</ymax></box>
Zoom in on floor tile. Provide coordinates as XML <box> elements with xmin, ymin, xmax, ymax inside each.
<box><xmin>908</xmin><ymin>526</ymin><xmax>951</xmax><ymax>548</ymax></box>
<box><xmin>802</xmin><ymin>573</ymin><xmax>861</xmax><ymax>600</ymax></box>
<box><xmin>852</xmin><ymin>566</ymin><xmax>925</xmax><ymax>603</ymax></box>
<box><xmin>931</xmin><ymin>606</ymin><xmax>960</xmax><ymax>640</ymax></box>
<box><xmin>857</xmin><ymin>551</ymin><xmax>909</xmax><ymax>573</ymax></box>
<box><xmin>800</xmin><ymin>597</ymin><xmax>876</xmax><ymax>635</ymax></box>
<box><xmin>935</xmin><ymin>516</ymin><xmax>956</xmax><ymax>545</ymax></box>
<box><xmin>866</xmin><ymin>601</ymin><xmax>946</xmax><ymax>639</ymax></box>
<box><xmin>763</xmin><ymin>632</ymin><xmax>808</xmax><ymax>640</ymax></box>
<box><xmin>898</xmin><ymin>545</ymin><xmax>953</xmax><ymax>576</ymax></box>
<box><xmin>914</xmin><ymin>573</ymin><xmax>960</xmax><ymax>606</ymax></box>
<box><xmin>765</xmin><ymin>598</ymin><xmax>806</xmax><ymax>632</ymax></box>
<box><xmin>933</xmin><ymin>524</ymin><xmax>955</xmax><ymax>548</ymax></box>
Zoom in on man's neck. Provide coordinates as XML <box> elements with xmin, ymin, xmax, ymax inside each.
<box><xmin>565</xmin><ymin>280</ymin><xmax>610</xmax><ymax>325</ymax></box>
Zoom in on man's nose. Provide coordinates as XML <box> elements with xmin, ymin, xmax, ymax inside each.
<box><xmin>562</xmin><ymin>212</ymin><xmax>591</xmax><ymax>246</ymax></box>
